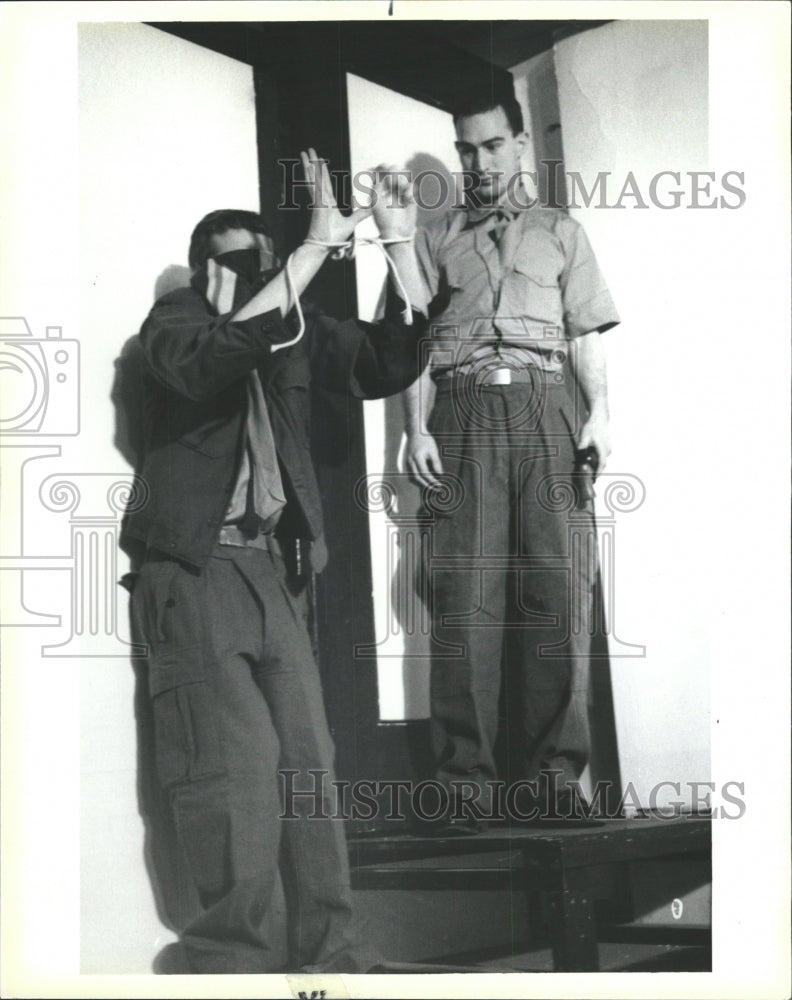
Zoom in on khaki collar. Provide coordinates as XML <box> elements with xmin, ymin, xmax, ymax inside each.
<box><xmin>463</xmin><ymin>196</ymin><xmax>527</xmax><ymax>229</ymax></box>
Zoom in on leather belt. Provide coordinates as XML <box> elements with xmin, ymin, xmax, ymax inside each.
<box><xmin>218</xmin><ymin>524</ymin><xmax>282</xmax><ymax>554</ymax></box>
<box><xmin>435</xmin><ymin>366</ymin><xmax>539</xmax><ymax>387</ymax></box>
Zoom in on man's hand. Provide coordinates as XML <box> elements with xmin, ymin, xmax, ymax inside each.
<box><xmin>301</xmin><ymin>148</ymin><xmax>371</xmax><ymax>246</ymax></box>
<box><xmin>576</xmin><ymin>411</ymin><xmax>611</xmax><ymax>474</ymax></box>
<box><xmin>372</xmin><ymin>163</ymin><xmax>417</xmax><ymax>240</ymax></box>
<box><xmin>404</xmin><ymin>431</ymin><xmax>444</xmax><ymax>490</ymax></box>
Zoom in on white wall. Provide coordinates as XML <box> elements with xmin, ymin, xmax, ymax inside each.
<box><xmin>551</xmin><ymin>20</ymin><xmax>712</xmax><ymax>806</ymax></box>
<box><xmin>511</xmin><ymin>49</ymin><xmax>562</xmax><ymax>207</ymax></box>
<box><xmin>76</xmin><ymin>22</ymin><xmax>260</xmax><ymax>974</ymax></box>
<box><xmin>549</xmin><ymin>23</ymin><xmax>791</xmax><ymax>986</ymax></box>
<box><xmin>347</xmin><ymin>72</ymin><xmax>460</xmax><ymax>720</ymax></box>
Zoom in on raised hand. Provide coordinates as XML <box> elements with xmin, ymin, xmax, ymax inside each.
<box><xmin>372</xmin><ymin>163</ymin><xmax>417</xmax><ymax>239</ymax></box>
<box><xmin>301</xmin><ymin>148</ymin><xmax>371</xmax><ymax>246</ymax></box>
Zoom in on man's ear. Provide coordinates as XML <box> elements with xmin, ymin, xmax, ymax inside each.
<box><xmin>515</xmin><ymin>131</ymin><xmax>530</xmax><ymax>155</ymax></box>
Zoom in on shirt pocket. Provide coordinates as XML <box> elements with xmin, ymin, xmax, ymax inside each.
<box><xmin>506</xmin><ymin>257</ymin><xmax>563</xmax><ymax>326</ymax></box>
<box><xmin>441</xmin><ymin>244</ymin><xmax>486</xmax><ymax>293</ymax></box>
<box><xmin>558</xmin><ymin>398</ymin><xmax>579</xmax><ymax>442</ymax></box>
<box><xmin>439</xmin><ymin>250</ymin><xmax>492</xmax><ymax>343</ymax></box>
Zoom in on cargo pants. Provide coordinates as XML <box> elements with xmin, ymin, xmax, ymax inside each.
<box><xmin>130</xmin><ymin>541</ymin><xmax>368</xmax><ymax>973</ymax></box>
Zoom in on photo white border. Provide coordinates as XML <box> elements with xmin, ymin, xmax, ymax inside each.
<box><xmin>1</xmin><ymin>2</ymin><xmax>789</xmax><ymax>998</ymax></box>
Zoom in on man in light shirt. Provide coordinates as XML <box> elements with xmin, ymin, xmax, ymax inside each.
<box><xmin>402</xmin><ymin>92</ymin><xmax>620</xmax><ymax>833</ymax></box>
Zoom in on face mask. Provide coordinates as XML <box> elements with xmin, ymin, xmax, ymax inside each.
<box><xmin>212</xmin><ymin>248</ymin><xmax>265</xmax><ymax>286</ymax></box>
<box><xmin>191</xmin><ymin>246</ymin><xmax>278</xmax><ymax>314</ymax></box>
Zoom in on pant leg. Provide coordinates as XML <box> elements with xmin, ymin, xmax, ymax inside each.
<box><xmin>508</xmin><ymin>385</ymin><xmax>596</xmax><ymax>787</ymax></box>
<box><xmin>425</xmin><ymin>385</ymin><xmax>510</xmax><ymax>811</ymax></box>
<box><xmin>131</xmin><ymin>548</ymin><xmax>368</xmax><ymax>973</ymax></box>
<box><xmin>131</xmin><ymin>553</ymin><xmax>287</xmax><ymax>973</ymax></box>
<box><xmin>230</xmin><ymin>546</ymin><xmax>373</xmax><ymax>973</ymax></box>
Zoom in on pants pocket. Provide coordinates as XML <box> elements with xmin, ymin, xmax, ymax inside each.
<box><xmin>557</xmin><ymin>401</ymin><xmax>578</xmax><ymax>447</ymax></box>
<box><xmin>149</xmin><ymin>647</ymin><xmax>226</xmax><ymax>788</ymax></box>
<box><xmin>130</xmin><ymin>559</ymin><xmax>182</xmax><ymax>647</ymax></box>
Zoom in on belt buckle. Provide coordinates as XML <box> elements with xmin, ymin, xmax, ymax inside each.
<box><xmin>488</xmin><ymin>367</ymin><xmax>512</xmax><ymax>386</ymax></box>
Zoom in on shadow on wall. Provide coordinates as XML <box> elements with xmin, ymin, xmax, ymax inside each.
<box><xmin>110</xmin><ymin>267</ymin><xmax>191</xmax><ymax>469</ymax></box>
<box><xmin>405</xmin><ymin>152</ymin><xmax>457</xmax><ymax>228</ymax></box>
<box><xmin>155</xmin><ymin>265</ymin><xmax>192</xmax><ymax>300</ymax></box>
<box><xmin>109</xmin><ymin>265</ymin><xmax>196</xmax><ymax>952</ymax></box>
<box><xmin>111</xmin><ymin>335</ymin><xmax>147</xmax><ymax>470</ymax></box>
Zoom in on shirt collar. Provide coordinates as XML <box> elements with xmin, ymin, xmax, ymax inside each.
<box><xmin>463</xmin><ymin>196</ymin><xmax>526</xmax><ymax>229</ymax></box>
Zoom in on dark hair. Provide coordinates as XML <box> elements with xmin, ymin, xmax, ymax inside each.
<box><xmin>188</xmin><ymin>209</ymin><xmax>270</xmax><ymax>270</ymax></box>
<box><xmin>452</xmin><ymin>93</ymin><xmax>524</xmax><ymax>136</ymax></box>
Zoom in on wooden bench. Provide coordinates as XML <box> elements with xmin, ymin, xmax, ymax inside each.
<box><xmin>348</xmin><ymin>814</ymin><xmax>711</xmax><ymax>971</ymax></box>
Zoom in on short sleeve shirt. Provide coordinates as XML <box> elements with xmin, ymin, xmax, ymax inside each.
<box><xmin>415</xmin><ymin>205</ymin><xmax>620</xmax><ymax>376</ymax></box>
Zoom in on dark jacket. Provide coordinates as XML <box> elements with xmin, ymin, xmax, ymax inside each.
<box><xmin>120</xmin><ymin>285</ymin><xmax>424</xmax><ymax>571</ymax></box>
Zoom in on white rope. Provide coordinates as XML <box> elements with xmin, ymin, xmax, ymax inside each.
<box><xmin>274</xmin><ymin>252</ymin><xmax>310</xmax><ymax>353</ymax></box>
<box><xmin>275</xmin><ymin>235</ymin><xmax>414</xmax><ymax>353</ymax></box>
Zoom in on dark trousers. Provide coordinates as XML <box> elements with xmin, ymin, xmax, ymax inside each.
<box><xmin>131</xmin><ymin>543</ymin><xmax>368</xmax><ymax>973</ymax></box>
<box><xmin>424</xmin><ymin>378</ymin><xmax>597</xmax><ymax>812</ymax></box>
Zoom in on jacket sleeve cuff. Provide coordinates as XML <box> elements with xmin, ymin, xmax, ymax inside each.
<box><xmin>232</xmin><ymin>307</ymin><xmax>297</xmax><ymax>351</ymax></box>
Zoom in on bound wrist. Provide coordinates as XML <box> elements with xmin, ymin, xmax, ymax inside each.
<box><xmin>298</xmin><ymin>240</ymin><xmax>332</xmax><ymax>260</ymax></box>
<box><xmin>379</xmin><ymin>231</ymin><xmax>414</xmax><ymax>243</ymax></box>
